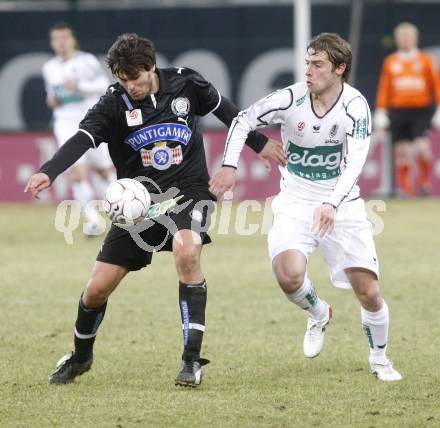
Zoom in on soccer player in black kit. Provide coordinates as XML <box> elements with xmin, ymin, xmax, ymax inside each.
<box><xmin>25</xmin><ymin>33</ymin><xmax>286</xmax><ymax>387</ymax></box>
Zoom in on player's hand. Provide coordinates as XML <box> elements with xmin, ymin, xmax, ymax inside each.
<box><xmin>46</xmin><ymin>96</ymin><xmax>58</xmax><ymax>109</ymax></box>
<box><xmin>258</xmin><ymin>138</ymin><xmax>287</xmax><ymax>171</ymax></box>
<box><xmin>209</xmin><ymin>166</ymin><xmax>236</xmax><ymax>199</ymax></box>
<box><xmin>312</xmin><ymin>203</ymin><xmax>336</xmax><ymax>238</ymax></box>
<box><xmin>24</xmin><ymin>173</ymin><xmax>51</xmax><ymax>199</ymax></box>
<box><xmin>64</xmin><ymin>79</ymin><xmax>78</xmax><ymax>91</ymax></box>
<box><xmin>432</xmin><ymin>107</ymin><xmax>440</xmax><ymax>129</ymax></box>
<box><xmin>373</xmin><ymin>109</ymin><xmax>390</xmax><ymax>130</ymax></box>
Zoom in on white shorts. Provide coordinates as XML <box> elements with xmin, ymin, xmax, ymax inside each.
<box><xmin>268</xmin><ymin>192</ymin><xmax>379</xmax><ymax>289</ymax></box>
<box><xmin>54</xmin><ymin>118</ymin><xmax>113</xmax><ymax>170</ymax></box>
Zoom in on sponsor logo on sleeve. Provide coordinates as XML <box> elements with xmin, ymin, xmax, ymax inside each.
<box><xmin>355</xmin><ymin>117</ymin><xmax>367</xmax><ymax>139</ymax></box>
<box><xmin>295</xmin><ymin>94</ymin><xmax>306</xmax><ymax>106</ymax></box>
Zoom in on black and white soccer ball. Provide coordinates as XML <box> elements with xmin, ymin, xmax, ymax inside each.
<box><xmin>104</xmin><ymin>178</ymin><xmax>151</xmax><ymax>225</ymax></box>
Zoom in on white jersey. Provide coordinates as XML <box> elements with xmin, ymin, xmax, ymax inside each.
<box><xmin>42</xmin><ymin>50</ymin><xmax>109</xmax><ymax>123</ymax></box>
<box><xmin>223</xmin><ymin>82</ymin><xmax>372</xmax><ymax>207</ymax></box>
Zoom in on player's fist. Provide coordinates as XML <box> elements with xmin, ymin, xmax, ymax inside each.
<box><xmin>64</xmin><ymin>78</ymin><xmax>78</xmax><ymax>91</ymax></box>
<box><xmin>373</xmin><ymin>109</ymin><xmax>390</xmax><ymax>130</ymax></box>
<box><xmin>312</xmin><ymin>203</ymin><xmax>336</xmax><ymax>238</ymax></box>
<box><xmin>24</xmin><ymin>172</ymin><xmax>51</xmax><ymax>199</ymax></box>
<box><xmin>46</xmin><ymin>96</ymin><xmax>58</xmax><ymax>109</ymax></box>
<box><xmin>209</xmin><ymin>166</ymin><xmax>236</xmax><ymax>199</ymax></box>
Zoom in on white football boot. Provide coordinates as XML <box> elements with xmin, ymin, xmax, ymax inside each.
<box><xmin>370</xmin><ymin>359</ymin><xmax>402</xmax><ymax>381</ymax></box>
<box><xmin>303</xmin><ymin>304</ymin><xmax>332</xmax><ymax>358</ymax></box>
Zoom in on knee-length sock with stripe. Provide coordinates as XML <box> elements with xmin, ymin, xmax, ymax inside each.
<box><xmin>179</xmin><ymin>280</ymin><xmax>207</xmax><ymax>362</ymax></box>
<box><xmin>74</xmin><ymin>294</ymin><xmax>107</xmax><ymax>363</ymax></box>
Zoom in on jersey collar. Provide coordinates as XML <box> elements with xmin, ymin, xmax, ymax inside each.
<box><xmin>156</xmin><ymin>68</ymin><xmax>173</xmax><ymax>94</ymax></box>
<box><xmin>309</xmin><ymin>82</ymin><xmax>344</xmax><ymax>119</ymax></box>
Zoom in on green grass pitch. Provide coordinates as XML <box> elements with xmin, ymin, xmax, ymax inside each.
<box><xmin>1</xmin><ymin>199</ymin><xmax>439</xmax><ymax>427</ymax></box>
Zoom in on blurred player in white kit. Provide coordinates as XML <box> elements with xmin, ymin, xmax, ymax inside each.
<box><xmin>43</xmin><ymin>22</ymin><xmax>115</xmax><ymax>234</ymax></box>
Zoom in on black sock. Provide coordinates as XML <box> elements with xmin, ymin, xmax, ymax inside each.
<box><xmin>179</xmin><ymin>280</ymin><xmax>207</xmax><ymax>362</ymax></box>
<box><xmin>73</xmin><ymin>294</ymin><xmax>107</xmax><ymax>363</ymax></box>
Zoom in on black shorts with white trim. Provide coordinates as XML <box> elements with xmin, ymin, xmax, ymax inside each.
<box><xmin>97</xmin><ymin>188</ymin><xmax>215</xmax><ymax>271</ymax></box>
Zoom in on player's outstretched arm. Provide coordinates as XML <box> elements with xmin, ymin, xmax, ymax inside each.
<box><xmin>23</xmin><ymin>131</ymin><xmax>93</xmax><ymax>198</ymax></box>
<box><xmin>211</xmin><ymin>95</ymin><xmax>268</xmax><ymax>152</ymax></box>
<box><xmin>221</xmin><ymin>88</ymin><xmax>292</xmax><ymax>170</ymax></box>
<box><xmin>212</xmin><ymin>96</ymin><xmax>286</xmax><ymax>168</ymax></box>
<box><xmin>24</xmin><ymin>173</ymin><xmax>51</xmax><ymax>199</ymax></box>
<box><xmin>209</xmin><ymin>166</ymin><xmax>236</xmax><ymax>199</ymax></box>
<box><xmin>210</xmin><ymin>88</ymin><xmax>291</xmax><ymax>197</ymax></box>
<box><xmin>190</xmin><ymin>68</ymin><xmax>287</xmax><ymax>167</ymax></box>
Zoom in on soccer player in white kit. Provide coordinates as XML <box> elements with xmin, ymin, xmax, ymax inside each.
<box><xmin>42</xmin><ymin>22</ymin><xmax>115</xmax><ymax>233</ymax></box>
<box><xmin>210</xmin><ymin>33</ymin><xmax>402</xmax><ymax>381</ymax></box>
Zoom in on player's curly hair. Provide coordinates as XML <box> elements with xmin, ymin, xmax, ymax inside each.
<box><xmin>106</xmin><ymin>33</ymin><xmax>156</xmax><ymax>79</ymax></box>
<box><xmin>307</xmin><ymin>33</ymin><xmax>352</xmax><ymax>81</ymax></box>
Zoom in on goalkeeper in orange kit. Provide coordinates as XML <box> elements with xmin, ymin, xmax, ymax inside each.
<box><xmin>374</xmin><ymin>22</ymin><xmax>440</xmax><ymax>196</ymax></box>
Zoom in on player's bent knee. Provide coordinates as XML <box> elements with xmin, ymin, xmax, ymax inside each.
<box><xmin>83</xmin><ymin>263</ymin><xmax>127</xmax><ymax>307</ymax></box>
<box><xmin>354</xmin><ymin>281</ymin><xmax>381</xmax><ymax>309</ymax></box>
<box><xmin>360</xmin><ymin>287</ymin><xmax>381</xmax><ymax>307</ymax></box>
<box><xmin>273</xmin><ymin>264</ymin><xmax>305</xmax><ymax>293</ymax></box>
<box><xmin>83</xmin><ymin>281</ymin><xmax>112</xmax><ymax>306</ymax></box>
<box><xmin>173</xmin><ymin>231</ymin><xmax>202</xmax><ymax>275</ymax></box>
<box><xmin>174</xmin><ymin>249</ymin><xmax>200</xmax><ymax>274</ymax></box>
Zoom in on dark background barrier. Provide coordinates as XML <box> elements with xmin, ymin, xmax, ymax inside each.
<box><xmin>1</xmin><ymin>3</ymin><xmax>440</xmax><ymax>131</ymax></box>
<box><xmin>2</xmin><ymin>2</ymin><xmax>440</xmax><ymax>200</ymax></box>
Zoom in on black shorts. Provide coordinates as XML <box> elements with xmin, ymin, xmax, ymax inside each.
<box><xmin>97</xmin><ymin>188</ymin><xmax>215</xmax><ymax>271</ymax></box>
<box><xmin>389</xmin><ymin>106</ymin><xmax>434</xmax><ymax>143</ymax></box>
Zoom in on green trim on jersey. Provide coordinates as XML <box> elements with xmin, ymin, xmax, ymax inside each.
<box><xmin>355</xmin><ymin>117</ymin><xmax>368</xmax><ymax>139</ymax></box>
<box><xmin>286</xmin><ymin>140</ymin><xmax>343</xmax><ymax>181</ymax></box>
<box><xmin>295</xmin><ymin>95</ymin><xmax>306</xmax><ymax>106</ymax></box>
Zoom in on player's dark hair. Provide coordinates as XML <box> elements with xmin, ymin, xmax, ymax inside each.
<box><xmin>106</xmin><ymin>33</ymin><xmax>156</xmax><ymax>79</ymax></box>
<box><xmin>49</xmin><ymin>22</ymin><xmax>76</xmax><ymax>38</ymax></box>
<box><xmin>307</xmin><ymin>33</ymin><xmax>352</xmax><ymax>81</ymax></box>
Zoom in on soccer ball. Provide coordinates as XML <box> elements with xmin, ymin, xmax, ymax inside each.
<box><xmin>104</xmin><ymin>178</ymin><xmax>151</xmax><ymax>225</ymax></box>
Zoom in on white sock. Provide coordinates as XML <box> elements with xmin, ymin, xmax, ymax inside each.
<box><xmin>361</xmin><ymin>300</ymin><xmax>389</xmax><ymax>363</ymax></box>
<box><xmin>72</xmin><ymin>181</ymin><xmax>94</xmax><ymax>208</ymax></box>
<box><xmin>72</xmin><ymin>181</ymin><xmax>99</xmax><ymax>224</ymax></box>
<box><xmin>285</xmin><ymin>276</ymin><xmax>328</xmax><ymax>320</ymax></box>
<box><xmin>93</xmin><ymin>171</ymin><xmax>116</xmax><ymax>200</ymax></box>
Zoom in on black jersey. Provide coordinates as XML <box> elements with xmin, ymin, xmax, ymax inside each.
<box><xmin>39</xmin><ymin>67</ymin><xmax>267</xmax><ymax>191</ymax></box>
<box><xmin>80</xmin><ymin>68</ymin><xmax>222</xmax><ymax>193</ymax></box>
